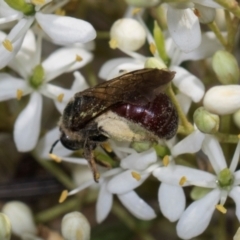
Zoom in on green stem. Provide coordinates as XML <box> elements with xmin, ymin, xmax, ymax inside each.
<box><xmin>214</xmin><ymin>132</ymin><xmax>239</xmax><ymax>144</ymax></box>
<box><xmin>208</xmin><ymin>22</ymin><xmax>227</xmax><ymax>48</ymax></box>
<box><xmin>214</xmin><ymin>0</ymin><xmax>240</xmax><ymax>18</ymax></box>
<box><xmin>96</xmin><ymin>31</ymin><xmax>110</xmax><ymax>39</ymax></box>
<box><xmin>36</xmin><ymin>158</ymin><xmax>75</xmax><ymax>189</ymax></box>
<box><xmin>35</xmin><ymin>197</ymin><xmax>79</xmax><ymax>223</ymax></box>
<box><xmin>167</xmin><ymin>85</ymin><xmax>194</xmax><ymax>134</ymax></box>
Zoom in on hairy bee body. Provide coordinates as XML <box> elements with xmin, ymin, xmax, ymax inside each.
<box><xmin>54</xmin><ymin>68</ymin><xmax>178</xmax><ymax>181</ymax></box>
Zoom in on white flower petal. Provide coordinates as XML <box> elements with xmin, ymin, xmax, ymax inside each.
<box><xmin>8</xmin><ymin>30</ymin><xmax>36</xmax><ymax>78</ymax></box>
<box><xmin>96</xmin><ymin>181</ymin><xmax>113</xmax><ymax>223</ymax></box>
<box><xmin>36</xmin><ymin>13</ymin><xmax>96</xmax><ymax>45</ymax></box>
<box><xmin>195</xmin><ymin>4</ymin><xmax>216</xmax><ymax>23</ymax></box>
<box><xmin>175</xmin><ymin>93</ymin><xmax>191</xmax><ymax>115</ymax></box>
<box><xmin>192</xmin><ymin>0</ymin><xmax>221</xmax><ymax>8</ymax></box>
<box><xmin>0</xmin><ymin>0</ymin><xmax>21</xmax><ymax>19</ymax></box>
<box><xmin>203</xmin><ymin>85</ymin><xmax>240</xmax><ymax>115</ymax></box>
<box><xmin>153</xmin><ymin>165</ymin><xmax>216</xmax><ymax>187</ymax></box>
<box><xmin>42</xmin><ymin>47</ymin><xmax>93</xmax><ymax>81</ymax></box>
<box><xmin>118</xmin><ymin>191</ymin><xmax>156</xmax><ymax>220</ymax></box>
<box><xmin>159</xmin><ymin>183</ymin><xmax>185</xmax><ymax>222</ymax></box>
<box><xmin>98</xmin><ymin>57</ymin><xmax>144</xmax><ymax>80</ymax></box>
<box><xmin>230</xmin><ymin>140</ymin><xmax>240</xmax><ymax>172</ymax></box>
<box><xmin>35</xmin><ymin>127</ymin><xmax>73</xmax><ymax>159</ymax></box>
<box><xmin>0</xmin><ymin>32</ymin><xmax>24</xmax><ymax>69</ymax></box>
<box><xmin>171</xmin><ymin>66</ymin><xmax>205</xmax><ymax>102</ymax></box>
<box><xmin>14</xmin><ymin>92</ymin><xmax>42</xmax><ymax>152</ymax></box>
<box><xmin>40</xmin><ymin>83</ymin><xmax>74</xmax><ymax>102</ymax></box>
<box><xmin>167</xmin><ymin>7</ymin><xmax>201</xmax><ymax>52</ymax></box>
<box><xmin>229</xmin><ymin>186</ymin><xmax>240</xmax><ymax>221</ymax></box>
<box><xmin>120</xmin><ymin>148</ymin><xmax>157</xmax><ymax>171</ymax></box>
<box><xmin>171</xmin><ymin>130</ymin><xmax>205</xmax><ymax>156</ymax></box>
<box><xmin>0</xmin><ymin>73</ymin><xmax>30</xmax><ymax>100</ymax></box>
<box><xmin>72</xmin><ymin>71</ymin><xmax>89</xmax><ymax>91</ymax></box>
<box><xmin>107</xmin><ymin>170</ymin><xmax>150</xmax><ymax>194</ymax></box>
<box><xmin>176</xmin><ymin>189</ymin><xmax>221</xmax><ymax>240</ymax></box>
<box><xmin>202</xmin><ymin>135</ymin><xmax>227</xmax><ymax>174</ymax></box>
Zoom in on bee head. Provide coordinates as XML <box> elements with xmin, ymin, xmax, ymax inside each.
<box><xmin>60</xmin><ymin>131</ymin><xmax>83</xmax><ymax>151</ymax></box>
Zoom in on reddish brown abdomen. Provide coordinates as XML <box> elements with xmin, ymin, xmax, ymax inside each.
<box><xmin>111</xmin><ymin>93</ymin><xmax>178</xmax><ymax>139</ymax></box>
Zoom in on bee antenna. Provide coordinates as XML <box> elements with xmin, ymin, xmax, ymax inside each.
<box><xmin>49</xmin><ymin>139</ymin><xmax>60</xmax><ymax>154</ymax></box>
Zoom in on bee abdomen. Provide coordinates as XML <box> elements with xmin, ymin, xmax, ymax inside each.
<box><xmin>111</xmin><ymin>94</ymin><xmax>178</xmax><ymax>139</ymax></box>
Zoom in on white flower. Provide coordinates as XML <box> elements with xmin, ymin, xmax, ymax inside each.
<box><xmin>166</xmin><ymin>1</ymin><xmax>221</xmax><ymax>52</ymax></box>
<box><xmin>98</xmin><ymin>17</ymin><xmax>224</xmax><ymax>103</ymax></box>
<box><xmin>0</xmin><ymin>0</ymin><xmax>96</xmax><ymax>69</ymax></box>
<box><xmin>57</xmin><ymin>146</ymin><xmax>157</xmax><ymax>223</ymax></box>
<box><xmin>155</xmin><ymin>135</ymin><xmax>240</xmax><ymax>239</ymax></box>
<box><xmin>61</xmin><ymin>212</ymin><xmax>90</xmax><ymax>240</ymax></box>
<box><xmin>0</xmin><ymin>213</ymin><xmax>11</xmax><ymax>240</ymax></box>
<box><xmin>110</xmin><ymin>18</ymin><xmax>146</xmax><ymax>51</ymax></box>
<box><xmin>0</xmin><ymin>30</ymin><xmax>93</xmax><ymax>152</ymax></box>
<box><xmin>203</xmin><ymin>85</ymin><xmax>240</xmax><ymax>115</ymax></box>
<box><xmin>2</xmin><ymin>201</ymin><xmax>37</xmax><ymax>239</ymax></box>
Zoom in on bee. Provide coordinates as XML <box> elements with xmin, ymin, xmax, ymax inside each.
<box><xmin>50</xmin><ymin>68</ymin><xmax>178</xmax><ymax>182</ymax></box>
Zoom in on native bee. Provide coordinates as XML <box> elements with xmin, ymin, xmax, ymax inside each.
<box><xmin>50</xmin><ymin>68</ymin><xmax>178</xmax><ymax>182</ymax></box>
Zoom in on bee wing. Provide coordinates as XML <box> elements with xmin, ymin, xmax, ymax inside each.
<box><xmin>73</xmin><ymin>68</ymin><xmax>175</xmax><ymax>127</ymax></box>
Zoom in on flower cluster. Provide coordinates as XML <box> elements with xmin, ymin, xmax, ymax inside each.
<box><xmin>1</xmin><ymin>0</ymin><xmax>240</xmax><ymax>240</ymax></box>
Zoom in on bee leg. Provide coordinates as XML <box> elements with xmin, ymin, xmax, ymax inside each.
<box><xmin>84</xmin><ymin>145</ymin><xmax>100</xmax><ymax>183</ymax></box>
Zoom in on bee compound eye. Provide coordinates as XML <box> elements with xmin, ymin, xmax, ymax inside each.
<box><xmin>60</xmin><ymin>132</ymin><xmax>82</xmax><ymax>151</ymax></box>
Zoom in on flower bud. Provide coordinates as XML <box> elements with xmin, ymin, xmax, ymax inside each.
<box><xmin>144</xmin><ymin>57</ymin><xmax>166</xmax><ymax>69</ymax></box>
<box><xmin>4</xmin><ymin>0</ymin><xmax>35</xmax><ymax>15</ymax></box>
<box><xmin>203</xmin><ymin>85</ymin><xmax>240</xmax><ymax>115</ymax></box>
<box><xmin>212</xmin><ymin>50</ymin><xmax>239</xmax><ymax>84</ymax></box>
<box><xmin>61</xmin><ymin>212</ymin><xmax>90</xmax><ymax>240</ymax></box>
<box><xmin>125</xmin><ymin>0</ymin><xmax>160</xmax><ymax>7</ymax></box>
<box><xmin>2</xmin><ymin>201</ymin><xmax>37</xmax><ymax>238</ymax></box>
<box><xmin>110</xmin><ymin>18</ymin><xmax>146</xmax><ymax>51</ymax></box>
<box><xmin>193</xmin><ymin>107</ymin><xmax>219</xmax><ymax>133</ymax></box>
<box><xmin>0</xmin><ymin>213</ymin><xmax>11</xmax><ymax>240</ymax></box>
<box><xmin>233</xmin><ymin>109</ymin><xmax>240</xmax><ymax>129</ymax></box>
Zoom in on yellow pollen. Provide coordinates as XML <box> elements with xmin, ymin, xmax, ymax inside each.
<box><xmin>238</xmin><ymin>134</ymin><xmax>240</xmax><ymax>139</ymax></box>
<box><xmin>31</xmin><ymin>0</ymin><xmax>45</xmax><ymax>5</ymax></box>
<box><xmin>76</xmin><ymin>55</ymin><xmax>82</xmax><ymax>62</ymax></box>
<box><xmin>109</xmin><ymin>39</ymin><xmax>118</xmax><ymax>49</ymax></box>
<box><xmin>55</xmin><ymin>8</ymin><xmax>66</xmax><ymax>16</ymax></box>
<box><xmin>59</xmin><ymin>190</ymin><xmax>68</xmax><ymax>203</ymax></box>
<box><xmin>179</xmin><ymin>176</ymin><xmax>187</xmax><ymax>186</ymax></box>
<box><xmin>49</xmin><ymin>153</ymin><xmax>62</xmax><ymax>163</ymax></box>
<box><xmin>163</xmin><ymin>155</ymin><xmax>170</xmax><ymax>166</ymax></box>
<box><xmin>2</xmin><ymin>39</ymin><xmax>13</xmax><ymax>52</ymax></box>
<box><xmin>16</xmin><ymin>89</ymin><xmax>23</xmax><ymax>100</ymax></box>
<box><xmin>101</xmin><ymin>142</ymin><xmax>112</xmax><ymax>152</ymax></box>
<box><xmin>132</xmin><ymin>8</ymin><xmax>142</xmax><ymax>15</ymax></box>
<box><xmin>149</xmin><ymin>43</ymin><xmax>156</xmax><ymax>55</ymax></box>
<box><xmin>131</xmin><ymin>171</ymin><xmax>141</xmax><ymax>181</ymax></box>
<box><xmin>57</xmin><ymin>93</ymin><xmax>64</xmax><ymax>102</ymax></box>
<box><xmin>215</xmin><ymin>204</ymin><xmax>227</xmax><ymax>214</ymax></box>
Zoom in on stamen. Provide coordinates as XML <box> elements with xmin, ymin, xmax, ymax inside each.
<box><xmin>101</xmin><ymin>142</ymin><xmax>112</xmax><ymax>152</ymax></box>
<box><xmin>179</xmin><ymin>176</ymin><xmax>187</xmax><ymax>186</ymax></box>
<box><xmin>163</xmin><ymin>155</ymin><xmax>170</xmax><ymax>166</ymax></box>
<box><xmin>31</xmin><ymin>0</ymin><xmax>45</xmax><ymax>5</ymax></box>
<box><xmin>2</xmin><ymin>39</ymin><xmax>13</xmax><ymax>52</ymax></box>
<box><xmin>149</xmin><ymin>43</ymin><xmax>156</xmax><ymax>55</ymax></box>
<box><xmin>49</xmin><ymin>153</ymin><xmax>62</xmax><ymax>163</ymax></box>
<box><xmin>16</xmin><ymin>89</ymin><xmax>23</xmax><ymax>100</ymax></box>
<box><xmin>76</xmin><ymin>55</ymin><xmax>82</xmax><ymax>62</ymax></box>
<box><xmin>57</xmin><ymin>93</ymin><xmax>64</xmax><ymax>102</ymax></box>
<box><xmin>109</xmin><ymin>39</ymin><xmax>118</xmax><ymax>49</ymax></box>
<box><xmin>215</xmin><ymin>204</ymin><xmax>227</xmax><ymax>214</ymax></box>
<box><xmin>131</xmin><ymin>171</ymin><xmax>141</xmax><ymax>181</ymax></box>
<box><xmin>59</xmin><ymin>190</ymin><xmax>68</xmax><ymax>203</ymax></box>
<box><xmin>193</xmin><ymin>8</ymin><xmax>200</xmax><ymax>18</ymax></box>
<box><xmin>132</xmin><ymin>8</ymin><xmax>141</xmax><ymax>15</ymax></box>
<box><xmin>55</xmin><ymin>8</ymin><xmax>66</xmax><ymax>16</ymax></box>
